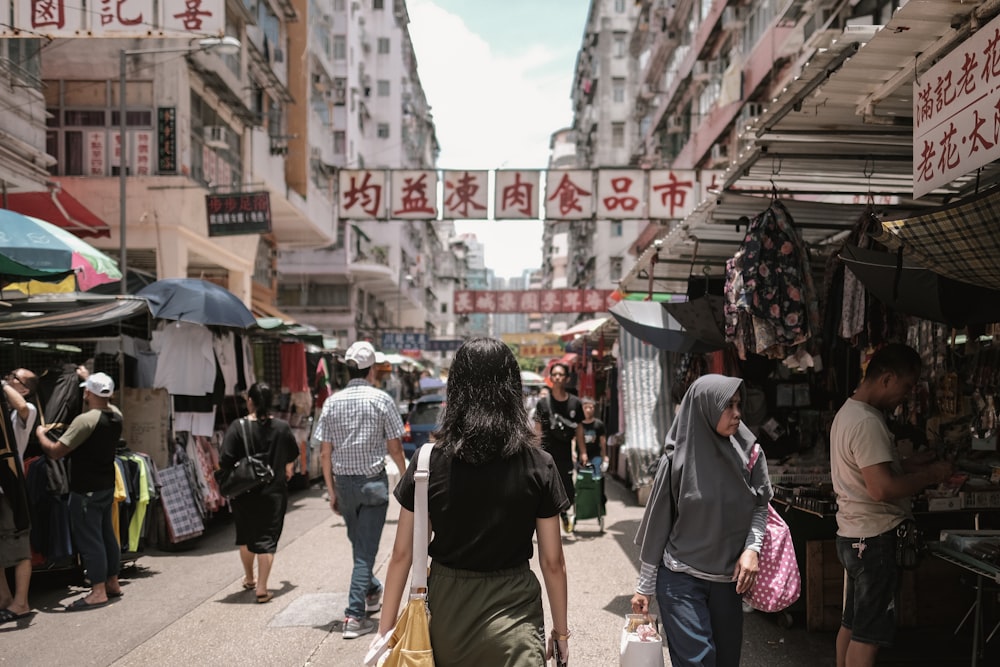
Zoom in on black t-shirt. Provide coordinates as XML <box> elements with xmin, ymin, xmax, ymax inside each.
<box><xmin>220</xmin><ymin>418</ymin><xmax>300</xmax><ymax>491</ymax></box>
<box><xmin>534</xmin><ymin>394</ymin><xmax>583</xmax><ymax>466</ymax></box>
<box><xmin>580</xmin><ymin>418</ymin><xmax>606</xmax><ymax>461</ymax></box>
<box><xmin>395</xmin><ymin>445</ymin><xmax>570</xmax><ymax>571</ymax></box>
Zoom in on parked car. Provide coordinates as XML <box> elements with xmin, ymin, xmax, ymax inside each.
<box><xmin>402</xmin><ymin>393</ymin><xmax>445</xmax><ymax>459</ymax></box>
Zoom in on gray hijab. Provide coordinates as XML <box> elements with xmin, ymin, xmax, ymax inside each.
<box><xmin>636</xmin><ymin>374</ymin><xmax>761</xmax><ymax>575</ymax></box>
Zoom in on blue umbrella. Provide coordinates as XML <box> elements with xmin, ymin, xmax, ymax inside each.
<box><xmin>137</xmin><ymin>278</ymin><xmax>256</xmax><ymax>329</ymax></box>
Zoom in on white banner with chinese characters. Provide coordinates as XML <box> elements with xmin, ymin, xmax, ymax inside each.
<box><xmin>913</xmin><ymin>12</ymin><xmax>1000</xmax><ymax>198</ymax></box>
<box><xmin>337</xmin><ymin>168</ymin><xmax>709</xmax><ymax>221</ymax></box>
<box><xmin>1</xmin><ymin>0</ymin><xmax>225</xmax><ymax>37</ymax></box>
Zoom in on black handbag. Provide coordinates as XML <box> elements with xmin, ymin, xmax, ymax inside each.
<box><xmin>215</xmin><ymin>419</ymin><xmax>274</xmax><ymax>499</ymax></box>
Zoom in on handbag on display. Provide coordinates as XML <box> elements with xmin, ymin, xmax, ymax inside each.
<box><xmin>365</xmin><ymin>443</ymin><xmax>435</xmax><ymax>667</ymax></box>
<box><xmin>743</xmin><ymin>444</ymin><xmax>801</xmax><ymax>613</ymax></box>
<box><xmin>214</xmin><ymin>418</ymin><xmax>274</xmax><ymax>499</ymax></box>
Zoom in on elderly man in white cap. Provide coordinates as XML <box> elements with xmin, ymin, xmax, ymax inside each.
<box><xmin>314</xmin><ymin>341</ymin><xmax>405</xmax><ymax>639</ymax></box>
<box><xmin>36</xmin><ymin>369</ymin><xmax>125</xmax><ymax>611</ymax></box>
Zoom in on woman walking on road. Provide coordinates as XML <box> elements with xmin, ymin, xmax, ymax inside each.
<box><xmin>378</xmin><ymin>337</ymin><xmax>571</xmax><ymax>666</ymax></box>
<box><xmin>219</xmin><ymin>383</ymin><xmax>299</xmax><ymax>603</ymax></box>
<box><xmin>631</xmin><ymin>374</ymin><xmax>773</xmax><ymax>667</ymax></box>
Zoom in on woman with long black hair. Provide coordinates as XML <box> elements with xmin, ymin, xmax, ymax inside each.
<box><xmin>378</xmin><ymin>337</ymin><xmax>570</xmax><ymax>666</ymax></box>
<box><xmin>218</xmin><ymin>382</ymin><xmax>299</xmax><ymax>603</ymax></box>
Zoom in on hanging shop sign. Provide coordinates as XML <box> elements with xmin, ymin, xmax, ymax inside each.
<box><xmin>425</xmin><ymin>339</ymin><xmax>464</xmax><ymax>352</ymax></box>
<box><xmin>158</xmin><ymin>107</ymin><xmax>177</xmax><ymax>174</ymax></box>
<box><xmin>454</xmin><ymin>289</ymin><xmax>614</xmax><ymax>314</ymax></box>
<box><xmin>205</xmin><ymin>192</ymin><xmax>272</xmax><ymax>236</ymax></box>
<box><xmin>913</xmin><ymin>11</ymin><xmax>1000</xmax><ymax>198</ymax></box>
<box><xmin>381</xmin><ymin>332</ymin><xmax>428</xmax><ymax>350</ymax></box>
<box><xmin>1</xmin><ymin>0</ymin><xmax>224</xmax><ymax>37</ymax></box>
<box><xmin>337</xmin><ymin>168</ymin><xmax>704</xmax><ymax>221</ymax></box>
<box><xmin>519</xmin><ymin>344</ymin><xmax>564</xmax><ymax>357</ymax></box>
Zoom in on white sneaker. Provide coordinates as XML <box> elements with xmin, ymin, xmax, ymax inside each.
<box><xmin>343</xmin><ymin>616</ymin><xmax>377</xmax><ymax>639</ymax></box>
<box><xmin>365</xmin><ymin>590</ymin><xmax>382</xmax><ymax>614</ymax></box>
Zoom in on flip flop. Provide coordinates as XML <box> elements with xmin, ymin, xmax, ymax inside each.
<box><xmin>65</xmin><ymin>598</ymin><xmax>109</xmax><ymax>612</ymax></box>
<box><xmin>242</xmin><ymin>581</ymin><xmax>256</xmax><ymax>590</ymax></box>
<box><xmin>256</xmin><ymin>593</ymin><xmax>273</xmax><ymax>604</ymax></box>
<box><xmin>108</xmin><ymin>590</ymin><xmax>124</xmax><ymax>599</ymax></box>
<box><xmin>0</xmin><ymin>608</ymin><xmax>31</xmax><ymax>624</ymax></box>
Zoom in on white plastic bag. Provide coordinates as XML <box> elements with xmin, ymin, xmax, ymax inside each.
<box><xmin>619</xmin><ymin>614</ymin><xmax>664</xmax><ymax>667</ymax></box>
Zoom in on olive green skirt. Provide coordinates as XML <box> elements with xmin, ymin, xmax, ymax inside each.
<box><xmin>427</xmin><ymin>562</ymin><xmax>546</xmax><ymax>667</ymax></box>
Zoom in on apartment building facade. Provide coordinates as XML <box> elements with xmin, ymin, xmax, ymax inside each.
<box><xmin>276</xmin><ymin>0</ymin><xmax>444</xmax><ymax>348</ymax></box>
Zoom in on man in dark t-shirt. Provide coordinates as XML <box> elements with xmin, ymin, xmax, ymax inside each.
<box><xmin>36</xmin><ymin>370</ymin><xmax>124</xmax><ymax>610</ymax></box>
<box><xmin>534</xmin><ymin>362</ymin><xmax>583</xmax><ymax>533</ymax></box>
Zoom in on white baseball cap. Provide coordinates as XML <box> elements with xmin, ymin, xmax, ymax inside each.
<box><xmin>345</xmin><ymin>341</ymin><xmax>377</xmax><ymax>370</ymax></box>
<box><xmin>80</xmin><ymin>372</ymin><xmax>115</xmax><ymax>397</ymax></box>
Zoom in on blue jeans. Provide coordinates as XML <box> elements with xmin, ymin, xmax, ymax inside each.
<box><xmin>335</xmin><ymin>471</ymin><xmax>389</xmax><ymax>619</ymax></box>
<box><xmin>836</xmin><ymin>529</ymin><xmax>900</xmax><ymax>647</ymax></box>
<box><xmin>68</xmin><ymin>488</ymin><xmax>120</xmax><ymax>585</ymax></box>
<box><xmin>655</xmin><ymin>566</ymin><xmax>743</xmax><ymax>667</ymax></box>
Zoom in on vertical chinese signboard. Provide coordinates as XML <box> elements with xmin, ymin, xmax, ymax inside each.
<box><xmin>913</xmin><ymin>12</ymin><xmax>1000</xmax><ymax>198</ymax></box>
<box><xmin>648</xmin><ymin>169</ymin><xmax>697</xmax><ymax>220</ymax></box>
<box><xmin>158</xmin><ymin>107</ymin><xmax>176</xmax><ymax>174</ymax></box>
<box><xmin>206</xmin><ymin>192</ymin><xmax>272</xmax><ymax>236</ymax></box>
<box><xmin>390</xmin><ymin>170</ymin><xmax>437</xmax><ymax>219</ymax></box>
<box><xmin>339</xmin><ymin>169</ymin><xmax>386</xmax><ymax>219</ymax></box>
<box><xmin>442</xmin><ymin>170</ymin><xmax>488</xmax><ymax>219</ymax></box>
<box><xmin>596</xmin><ymin>169</ymin><xmax>646</xmax><ymax>219</ymax></box>
<box><xmin>494</xmin><ymin>170</ymin><xmax>540</xmax><ymax>219</ymax></box>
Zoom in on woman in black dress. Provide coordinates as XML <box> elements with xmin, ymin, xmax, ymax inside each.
<box><xmin>219</xmin><ymin>383</ymin><xmax>299</xmax><ymax>603</ymax></box>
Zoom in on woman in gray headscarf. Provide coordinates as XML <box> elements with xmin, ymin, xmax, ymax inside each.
<box><xmin>631</xmin><ymin>374</ymin><xmax>772</xmax><ymax>667</ymax></box>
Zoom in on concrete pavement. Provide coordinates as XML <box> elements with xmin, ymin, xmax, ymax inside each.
<box><xmin>0</xmin><ymin>472</ymin><xmax>849</xmax><ymax>666</ymax></box>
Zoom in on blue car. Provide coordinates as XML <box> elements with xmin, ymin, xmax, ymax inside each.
<box><xmin>402</xmin><ymin>394</ymin><xmax>445</xmax><ymax>459</ymax></box>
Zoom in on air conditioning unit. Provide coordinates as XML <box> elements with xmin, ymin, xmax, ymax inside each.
<box><xmin>204</xmin><ymin>125</ymin><xmax>229</xmax><ymax>149</ymax></box>
<box><xmin>721</xmin><ymin>7</ymin><xmax>746</xmax><ymax>30</ymax></box>
<box><xmin>328</xmin><ymin>87</ymin><xmax>346</xmax><ymax>105</ymax></box>
<box><xmin>692</xmin><ymin>60</ymin><xmax>723</xmax><ymax>81</ymax></box>
<box><xmin>639</xmin><ymin>83</ymin><xmax>655</xmax><ymax>100</ymax></box>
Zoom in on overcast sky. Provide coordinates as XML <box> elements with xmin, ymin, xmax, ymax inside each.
<box><xmin>407</xmin><ymin>0</ymin><xmax>587</xmax><ymax>279</ymax></box>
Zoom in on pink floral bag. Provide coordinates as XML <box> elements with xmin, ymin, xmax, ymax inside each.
<box><xmin>743</xmin><ymin>444</ymin><xmax>801</xmax><ymax>613</ymax></box>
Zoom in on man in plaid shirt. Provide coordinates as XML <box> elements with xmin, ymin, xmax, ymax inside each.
<box><xmin>315</xmin><ymin>341</ymin><xmax>406</xmax><ymax>639</ymax></box>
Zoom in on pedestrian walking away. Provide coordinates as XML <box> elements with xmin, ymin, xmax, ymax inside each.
<box><xmin>378</xmin><ymin>337</ymin><xmax>570</xmax><ymax>666</ymax></box>
<box><xmin>830</xmin><ymin>343</ymin><xmax>952</xmax><ymax>667</ymax></box>
<box><xmin>35</xmin><ymin>370</ymin><xmax>124</xmax><ymax>611</ymax></box>
<box><xmin>0</xmin><ymin>368</ymin><xmax>38</xmax><ymax>624</ymax></box>
<box><xmin>534</xmin><ymin>362</ymin><xmax>583</xmax><ymax>533</ymax></box>
<box><xmin>218</xmin><ymin>382</ymin><xmax>299</xmax><ymax>604</ymax></box>
<box><xmin>632</xmin><ymin>374</ymin><xmax>773</xmax><ymax>667</ymax></box>
<box><xmin>315</xmin><ymin>340</ymin><xmax>406</xmax><ymax>639</ymax></box>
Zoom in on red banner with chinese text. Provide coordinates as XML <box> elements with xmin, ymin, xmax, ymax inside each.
<box><xmin>454</xmin><ymin>289</ymin><xmax>613</xmax><ymax>314</ymax></box>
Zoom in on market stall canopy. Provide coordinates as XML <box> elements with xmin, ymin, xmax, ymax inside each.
<box><xmin>609</xmin><ymin>300</ymin><xmax>722</xmax><ymax>353</ymax></box>
<box><xmin>877</xmin><ymin>186</ymin><xmax>1000</xmax><ymax>291</ymax></box>
<box><xmin>0</xmin><ymin>294</ymin><xmax>151</xmax><ymax>340</ymax></box>
<box><xmin>663</xmin><ymin>295</ymin><xmax>727</xmax><ymax>348</ymax></box>
<box><xmin>254</xmin><ymin>317</ymin><xmax>325</xmax><ymax>346</ymax></box>
<box><xmin>558</xmin><ymin>317</ymin><xmax>609</xmax><ymax>341</ymax></box>
<box><xmin>0</xmin><ymin>210</ymin><xmax>121</xmax><ymax>290</ymax></box>
<box><xmin>840</xmin><ymin>244</ymin><xmax>1000</xmax><ymax>326</ymax></box>
<box><xmin>521</xmin><ymin>370</ymin><xmax>546</xmax><ymax>387</ymax></box>
<box><xmin>3</xmin><ymin>187</ymin><xmax>111</xmax><ymax>238</ymax></box>
<box><xmin>137</xmin><ymin>278</ymin><xmax>256</xmax><ymax>329</ymax></box>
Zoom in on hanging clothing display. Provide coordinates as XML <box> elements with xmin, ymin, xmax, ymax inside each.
<box><xmin>151</xmin><ymin>322</ymin><xmax>216</xmax><ymax>396</ymax></box>
<box><xmin>724</xmin><ymin>199</ymin><xmax>819</xmax><ymax>359</ymax></box>
<box><xmin>280</xmin><ymin>341</ymin><xmax>309</xmax><ymax>393</ymax></box>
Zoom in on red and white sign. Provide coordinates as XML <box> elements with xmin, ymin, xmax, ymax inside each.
<box><xmin>339</xmin><ymin>169</ymin><xmax>386</xmax><ymax>219</ymax></box>
<box><xmin>913</xmin><ymin>13</ymin><xmax>1000</xmax><ymax>198</ymax></box>
<box><xmin>648</xmin><ymin>169</ymin><xmax>697</xmax><ymax>220</ymax></box>
<box><xmin>390</xmin><ymin>170</ymin><xmax>437</xmax><ymax>219</ymax></box>
<box><xmin>134</xmin><ymin>130</ymin><xmax>152</xmax><ymax>176</ymax></box>
<box><xmin>454</xmin><ymin>289</ymin><xmax>614</xmax><ymax>314</ymax></box>
<box><xmin>442</xmin><ymin>170</ymin><xmax>488</xmax><ymax>219</ymax></box>
<box><xmin>86</xmin><ymin>131</ymin><xmax>105</xmax><ymax>176</ymax></box>
<box><xmin>545</xmin><ymin>170</ymin><xmax>594</xmax><ymax>220</ymax></box>
<box><xmin>494</xmin><ymin>170</ymin><xmax>540</xmax><ymax>219</ymax></box>
<box><xmin>4</xmin><ymin>0</ymin><xmax>223</xmax><ymax>37</ymax></box>
<box><xmin>596</xmin><ymin>169</ymin><xmax>646</xmax><ymax>219</ymax></box>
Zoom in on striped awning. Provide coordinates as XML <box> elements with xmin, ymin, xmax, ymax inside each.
<box><xmin>876</xmin><ymin>186</ymin><xmax>1000</xmax><ymax>290</ymax></box>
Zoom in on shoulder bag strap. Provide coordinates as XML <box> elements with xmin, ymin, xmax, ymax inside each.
<box><xmin>410</xmin><ymin>443</ymin><xmax>433</xmax><ymax>595</ymax></box>
<box><xmin>747</xmin><ymin>443</ymin><xmax>760</xmax><ymax>472</ymax></box>
<box><xmin>239</xmin><ymin>418</ymin><xmax>253</xmax><ymax>458</ymax></box>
